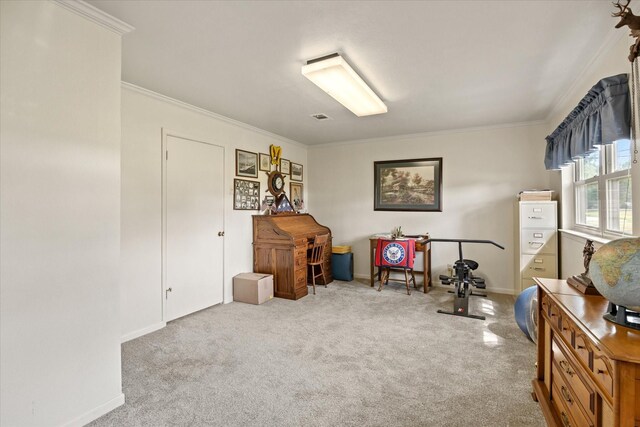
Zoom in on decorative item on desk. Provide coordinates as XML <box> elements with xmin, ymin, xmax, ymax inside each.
<box><xmin>589</xmin><ymin>237</ymin><xmax>640</xmax><ymax>330</ymax></box>
<box><xmin>391</xmin><ymin>226</ymin><xmax>404</xmax><ymax>239</ymax></box>
<box><xmin>274</xmin><ymin>193</ymin><xmax>295</xmax><ymax>213</ymax></box>
<box><xmin>260</xmin><ymin>195</ymin><xmax>275</xmax><ymax>215</ymax></box>
<box><xmin>567</xmin><ymin>240</ymin><xmax>601</xmax><ymax>295</ymax></box>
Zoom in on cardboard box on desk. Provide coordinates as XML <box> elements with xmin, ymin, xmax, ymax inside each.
<box><xmin>233</xmin><ymin>273</ymin><xmax>274</xmax><ymax>304</ymax></box>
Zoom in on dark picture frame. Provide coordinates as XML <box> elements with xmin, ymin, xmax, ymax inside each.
<box><xmin>290</xmin><ymin>182</ymin><xmax>303</xmax><ymax>212</ymax></box>
<box><xmin>280</xmin><ymin>158</ymin><xmax>291</xmax><ymax>175</ymax></box>
<box><xmin>233</xmin><ymin>179</ymin><xmax>261</xmax><ymax>210</ymax></box>
<box><xmin>373</xmin><ymin>157</ymin><xmax>442</xmax><ymax>211</ymax></box>
<box><xmin>291</xmin><ymin>162</ymin><xmax>303</xmax><ymax>182</ymax></box>
<box><xmin>236</xmin><ymin>149</ymin><xmax>258</xmax><ymax>178</ymax></box>
<box><xmin>259</xmin><ymin>153</ymin><xmax>271</xmax><ymax>172</ymax></box>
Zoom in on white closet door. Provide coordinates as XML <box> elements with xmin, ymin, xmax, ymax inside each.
<box><xmin>165</xmin><ymin>135</ymin><xmax>224</xmax><ymax>321</ymax></box>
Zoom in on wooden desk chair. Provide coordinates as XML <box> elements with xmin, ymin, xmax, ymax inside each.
<box><xmin>375</xmin><ymin>238</ymin><xmax>416</xmax><ymax>295</ymax></box>
<box><xmin>308</xmin><ymin>234</ymin><xmax>329</xmax><ymax>295</ymax></box>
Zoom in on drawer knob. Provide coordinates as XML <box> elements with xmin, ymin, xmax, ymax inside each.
<box><xmin>559</xmin><ymin>360</ymin><xmax>574</xmax><ymax>377</ymax></box>
<box><xmin>561</xmin><ymin>412</ymin><xmax>571</xmax><ymax>427</ymax></box>
<box><xmin>560</xmin><ymin>386</ymin><xmax>573</xmax><ymax>404</ymax></box>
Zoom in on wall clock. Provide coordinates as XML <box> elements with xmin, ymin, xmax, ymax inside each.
<box><xmin>267</xmin><ymin>170</ymin><xmax>285</xmax><ymax>197</ymax></box>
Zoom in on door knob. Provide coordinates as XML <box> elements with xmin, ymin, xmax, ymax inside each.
<box><xmin>218</xmin><ymin>231</ymin><xmax>225</xmax><ymax>237</ymax></box>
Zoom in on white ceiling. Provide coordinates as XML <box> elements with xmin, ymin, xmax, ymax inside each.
<box><xmin>90</xmin><ymin>0</ymin><xmax>617</xmax><ymax>145</ymax></box>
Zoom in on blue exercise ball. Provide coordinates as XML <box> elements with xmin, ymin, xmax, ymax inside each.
<box><xmin>515</xmin><ymin>286</ymin><xmax>538</xmax><ymax>343</ymax></box>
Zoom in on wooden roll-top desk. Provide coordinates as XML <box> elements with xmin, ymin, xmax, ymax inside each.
<box><xmin>253</xmin><ymin>214</ymin><xmax>333</xmax><ymax>300</ymax></box>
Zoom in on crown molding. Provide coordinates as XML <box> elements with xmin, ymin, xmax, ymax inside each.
<box><xmin>52</xmin><ymin>0</ymin><xmax>134</xmax><ymax>35</ymax></box>
<box><xmin>121</xmin><ymin>82</ymin><xmax>306</xmax><ymax>149</ymax></box>
<box><xmin>309</xmin><ymin>120</ymin><xmax>547</xmax><ymax>149</ymax></box>
<box><xmin>544</xmin><ymin>28</ymin><xmax>625</xmax><ymax>124</ymax></box>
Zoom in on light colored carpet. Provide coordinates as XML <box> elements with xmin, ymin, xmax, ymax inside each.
<box><xmin>90</xmin><ymin>280</ymin><xmax>545</xmax><ymax>427</ymax></box>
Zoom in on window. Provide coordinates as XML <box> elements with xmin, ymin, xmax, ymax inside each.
<box><xmin>574</xmin><ymin>140</ymin><xmax>632</xmax><ymax>235</ymax></box>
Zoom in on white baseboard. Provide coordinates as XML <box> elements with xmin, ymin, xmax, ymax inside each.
<box><xmin>121</xmin><ymin>322</ymin><xmax>165</xmax><ymax>343</ymax></box>
<box><xmin>61</xmin><ymin>393</ymin><xmax>124</xmax><ymax>427</ymax></box>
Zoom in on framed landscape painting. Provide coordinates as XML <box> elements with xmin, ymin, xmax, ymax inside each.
<box><xmin>236</xmin><ymin>149</ymin><xmax>258</xmax><ymax>178</ymax></box>
<box><xmin>373</xmin><ymin>157</ymin><xmax>442</xmax><ymax>211</ymax></box>
<box><xmin>291</xmin><ymin>162</ymin><xmax>303</xmax><ymax>182</ymax></box>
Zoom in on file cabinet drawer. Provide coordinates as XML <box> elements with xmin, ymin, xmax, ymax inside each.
<box><xmin>521</xmin><ymin>254</ymin><xmax>557</xmax><ymax>279</ymax></box>
<box><xmin>520</xmin><ymin>202</ymin><xmax>557</xmax><ymax>228</ymax></box>
<box><xmin>520</xmin><ymin>229</ymin><xmax>557</xmax><ymax>255</ymax></box>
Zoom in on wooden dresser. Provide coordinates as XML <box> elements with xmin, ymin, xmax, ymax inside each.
<box><xmin>253</xmin><ymin>214</ymin><xmax>332</xmax><ymax>300</ymax></box>
<box><xmin>533</xmin><ymin>278</ymin><xmax>640</xmax><ymax>427</ymax></box>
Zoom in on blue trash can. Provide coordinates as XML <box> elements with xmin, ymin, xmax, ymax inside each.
<box><xmin>331</xmin><ymin>253</ymin><xmax>354</xmax><ymax>281</ymax></box>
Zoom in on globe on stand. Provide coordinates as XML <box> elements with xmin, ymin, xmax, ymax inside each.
<box><xmin>589</xmin><ymin>237</ymin><xmax>640</xmax><ymax>330</ymax></box>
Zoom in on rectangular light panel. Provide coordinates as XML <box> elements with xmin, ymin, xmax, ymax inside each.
<box><xmin>301</xmin><ymin>55</ymin><xmax>387</xmax><ymax>117</ymax></box>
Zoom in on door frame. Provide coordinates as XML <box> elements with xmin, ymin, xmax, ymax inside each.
<box><xmin>161</xmin><ymin>128</ymin><xmax>225</xmax><ymax>322</ymax></box>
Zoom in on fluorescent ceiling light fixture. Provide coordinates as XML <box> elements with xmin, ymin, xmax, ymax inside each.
<box><xmin>301</xmin><ymin>54</ymin><xmax>387</xmax><ymax>117</ymax></box>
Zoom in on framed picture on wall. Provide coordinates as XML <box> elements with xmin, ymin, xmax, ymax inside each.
<box><xmin>373</xmin><ymin>157</ymin><xmax>442</xmax><ymax>211</ymax></box>
<box><xmin>291</xmin><ymin>162</ymin><xmax>303</xmax><ymax>182</ymax></box>
<box><xmin>259</xmin><ymin>153</ymin><xmax>271</xmax><ymax>172</ymax></box>
<box><xmin>280</xmin><ymin>158</ymin><xmax>291</xmax><ymax>175</ymax></box>
<box><xmin>290</xmin><ymin>182</ymin><xmax>303</xmax><ymax>212</ymax></box>
<box><xmin>236</xmin><ymin>149</ymin><xmax>258</xmax><ymax>178</ymax></box>
<box><xmin>234</xmin><ymin>179</ymin><xmax>261</xmax><ymax>210</ymax></box>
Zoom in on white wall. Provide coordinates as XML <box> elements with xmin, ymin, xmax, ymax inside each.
<box><xmin>0</xmin><ymin>1</ymin><xmax>126</xmax><ymax>425</ymax></box>
<box><xmin>545</xmin><ymin>32</ymin><xmax>640</xmax><ymax>273</ymax></box>
<box><xmin>308</xmin><ymin>123</ymin><xmax>550</xmax><ymax>294</ymax></box>
<box><xmin>120</xmin><ymin>84</ymin><xmax>307</xmax><ymax>341</ymax></box>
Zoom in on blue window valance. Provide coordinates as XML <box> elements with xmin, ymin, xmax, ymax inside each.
<box><xmin>544</xmin><ymin>74</ymin><xmax>631</xmax><ymax>170</ymax></box>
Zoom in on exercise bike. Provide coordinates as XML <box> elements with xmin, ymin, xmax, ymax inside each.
<box><xmin>425</xmin><ymin>238</ymin><xmax>505</xmax><ymax>320</ymax></box>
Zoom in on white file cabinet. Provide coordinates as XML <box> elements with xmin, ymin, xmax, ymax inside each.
<box><xmin>516</xmin><ymin>201</ymin><xmax>558</xmax><ymax>292</ymax></box>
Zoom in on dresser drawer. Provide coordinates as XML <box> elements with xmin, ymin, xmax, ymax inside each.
<box><xmin>558</xmin><ymin>314</ymin><xmax>574</xmax><ymax>347</ymax></box>
<box><xmin>552</xmin><ymin>360</ymin><xmax>594</xmax><ymax>422</ymax></box>
<box><xmin>521</xmin><ymin>229</ymin><xmax>557</xmax><ymax>255</ymax></box>
<box><xmin>294</xmin><ymin>267</ymin><xmax>307</xmax><ymax>290</ymax></box>
<box><xmin>573</xmin><ymin>331</ymin><xmax>593</xmax><ymax>370</ymax></box>
<box><xmin>521</xmin><ymin>254</ymin><xmax>557</xmax><ymax>279</ymax></box>
<box><xmin>551</xmin><ymin>379</ymin><xmax>594</xmax><ymax>427</ymax></box>
<box><xmin>520</xmin><ymin>203</ymin><xmax>557</xmax><ymax>228</ymax></box>
<box><xmin>592</xmin><ymin>346</ymin><xmax>615</xmax><ymax>398</ymax></box>
<box><xmin>294</xmin><ymin>254</ymin><xmax>307</xmax><ymax>269</ymax></box>
<box><xmin>552</xmin><ymin>338</ymin><xmax>595</xmax><ymax>417</ymax></box>
<box><xmin>295</xmin><ymin>245</ymin><xmax>307</xmax><ymax>258</ymax></box>
<box><xmin>541</xmin><ymin>292</ymin><xmax>550</xmax><ymax>316</ymax></box>
<box><xmin>548</xmin><ymin>300</ymin><xmax>562</xmax><ymax>331</ymax></box>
